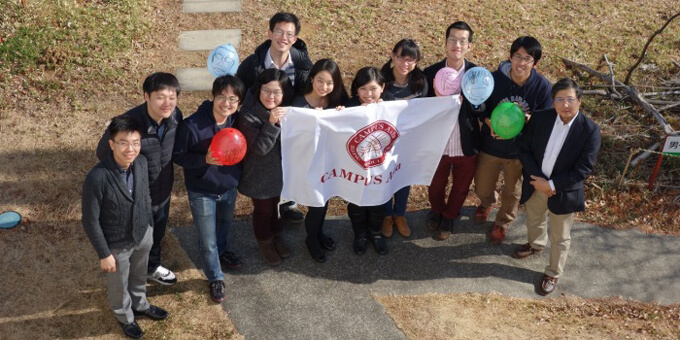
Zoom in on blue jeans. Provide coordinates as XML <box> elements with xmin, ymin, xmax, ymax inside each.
<box><xmin>188</xmin><ymin>188</ymin><xmax>237</xmax><ymax>282</ymax></box>
<box><xmin>385</xmin><ymin>186</ymin><xmax>411</xmax><ymax>216</ymax></box>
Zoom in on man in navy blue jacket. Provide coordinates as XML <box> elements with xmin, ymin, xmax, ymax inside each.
<box><xmin>515</xmin><ymin>78</ymin><xmax>601</xmax><ymax>295</ymax></box>
<box><xmin>473</xmin><ymin>36</ymin><xmax>553</xmax><ymax>245</ymax></box>
<box><xmin>173</xmin><ymin>75</ymin><xmax>244</xmax><ymax>303</ymax></box>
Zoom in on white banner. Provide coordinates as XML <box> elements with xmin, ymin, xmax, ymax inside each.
<box><xmin>280</xmin><ymin>96</ymin><xmax>461</xmax><ymax>207</ymax></box>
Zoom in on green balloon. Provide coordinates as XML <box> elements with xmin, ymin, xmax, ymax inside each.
<box><xmin>491</xmin><ymin>102</ymin><xmax>525</xmax><ymax>139</ymax></box>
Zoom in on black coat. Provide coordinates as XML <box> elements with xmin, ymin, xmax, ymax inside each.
<box><xmin>82</xmin><ymin>154</ymin><xmax>154</xmax><ymax>259</ymax></box>
<box><xmin>96</xmin><ymin>103</ymin><xmax>183</xmax><ymax>206</ymax></box>
<box><xmin>518</xmin><ymin>108</ymin><xmax>601</xmax><ymax>214</ymax></box>
<box><xmin>236</xmin><ymin>39</ymin><xmax>313</xmax><ymax>96</ymax></box>
<box><xmin>423</xmin><ymin>59</ymin><xmax>482</xmax><ymax>156</ymax></box>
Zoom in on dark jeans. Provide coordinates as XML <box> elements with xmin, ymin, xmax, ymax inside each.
<box><xmin>252</xmin><ymin>197</ymin><xmax>283</xmax><ymax>241</ymax></box>
<box><xmin>304</xmin><ymin>203</ymin><xmax>329</xmax><ymax>253</ymax></box>
<box><xmin>384</xmin><ymin>186</ymin><xmax>411</xmax><ymax>216</ymax></box>
<box><xmin>347</xmin><ymin>203</ymin><xmax>384</xmax><ymax>237</ymax></box>
<box><xmin>428</xmin><ymin>154</ymin><xmax>477</xmax><ymax>220</ymax></box>
<box><xmin>147</xmin><ymin>195</ymin><xmax>171</xmax><ymax>274</ymax></box>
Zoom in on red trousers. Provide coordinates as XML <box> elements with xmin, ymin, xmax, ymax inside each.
<box><xmin>428</xmin><ymin>155</ymin><xmax>477</xmax><ymax>220</ymax></box>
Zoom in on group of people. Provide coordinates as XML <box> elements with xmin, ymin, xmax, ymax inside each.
<box><xmin>81</xmin><ymin>12</ymin><xmax>601</xmax><ymax>338</ymax></box>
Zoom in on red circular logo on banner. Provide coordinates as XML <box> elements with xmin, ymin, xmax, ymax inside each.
<box><xmin>346</xmin><ymin>120</ymin><xmax>400</xmax><ymax>169</ymax></box>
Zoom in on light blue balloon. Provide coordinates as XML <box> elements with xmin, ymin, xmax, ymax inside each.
<box><xmin>207</xmin><ymin>43</ymin><xmax>239</xmax><ymax>78</ymax></box>
<box><xmin>461</xmin><ymin>67</ymin><xmax>494</xmax><ymax>106</ymax></box>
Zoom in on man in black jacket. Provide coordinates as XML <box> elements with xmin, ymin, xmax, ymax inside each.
<box><xmin>83</xmin><ymin>116</ymin><xmax>169</xmax><ymax>338</ymax></box>
<box><xmin>96</xmin><ymin>73</ymin><xmax>182</xmax><ymax>285</ymax></box>
<box><xmin>515</xmin><ymin>79</ymin><xmax>601</xmax><ymax>295</ymax></box>
<box><xmin>423</xmin><ymin>21</ymin><xmax>482</xmax><ymax>240</ymax></box>
<box><xmin>236</xmin><ymin>12</ymin><xmax>312</xmax><ymax>222</ymax></box>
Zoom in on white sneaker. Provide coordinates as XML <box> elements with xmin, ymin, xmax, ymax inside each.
<box><xmin>147</xmin><ymin>265</ymin><xmax>177</xmax><ymax>285</ymax></box>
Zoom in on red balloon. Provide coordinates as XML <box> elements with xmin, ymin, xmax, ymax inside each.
<box><xmin>209</xmin><ymin>128</ymin><xmax>247</xmax><ymax>166</ymax></box>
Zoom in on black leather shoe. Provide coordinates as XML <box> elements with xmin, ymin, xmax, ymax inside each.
<box><xmin>370</xmin><ymin>235</ymin><xmax>388</xmax><ymax>255</ymax></box>
<box><xmin>133</xmin><ymin>305</ymin><xmax>169</xmax><ymax>320</ymax></box>
<box><xmin>121</xmin><ymin>321</ymin><xmax>143</xmax><ymax>338</ymax></box>
<box><xmin>309</xmin><ymin>250</ymin><xmax>327</xmax><ymax>263</ymax></box>
<box><xmin>353</xmin><ymin>236</ymin><xmax>368</xmax><ymax>255</ymax></box>
<box><xmin>320</xmin><ymin>236</ymin><xmax>336</xmax><ymax>251</ymax></box>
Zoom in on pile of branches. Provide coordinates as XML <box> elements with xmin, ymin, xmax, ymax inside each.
<box><xmin>560</xmin><ymin>12</ymin><xmax>680</xmax><ymax>172</ymax></box>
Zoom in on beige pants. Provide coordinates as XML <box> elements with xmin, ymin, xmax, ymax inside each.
<box><xmin>524</xmin><ymin>190</ymin><xmax>575</xmax><ymax>278</ymax></box>
<box><xmin>474</xmin><ymin>152</ymin><xmax>523</xmax><ymax>226</ymax></box>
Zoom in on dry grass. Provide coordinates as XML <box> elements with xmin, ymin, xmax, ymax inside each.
<box><xmin>377</xmin><ymin>293</ymin><xmax>680</xmax><ymax>340</ymax></box>
<box><xmin>0</xmin><ymin>0</ymin><xmax>679</xmax><ymax>339</ymax></box>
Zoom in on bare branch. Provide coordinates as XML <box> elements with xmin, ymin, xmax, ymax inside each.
<box><xmin>562</xmin><ymin>57</ymin><xmax>677</xmax><ymax>135</ymax></box>
<box><xmin>624</xmin><ymin>11</ymin><xmax>680</xmax><ymax>85</ymax></box>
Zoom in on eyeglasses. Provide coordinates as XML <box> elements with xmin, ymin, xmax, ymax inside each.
<box><xmin>554</xmin><ymin>97</ymin><xmax>578</xmax><ymax>105</ymax></box>
<box><xmin>512</xmin><ymin>54</ymin><xmax>535</xmax><ymax>64</ymax></box>
<box><xmin>215</xmin><ymin>95</ymin><xmax>240</xmax><ymax>104</ymax></box>
<box><xmin>115</xmin><ymin>141</ymin><xmax>141</xmax><ymax>149</ymax></box>
<box><xmin>272</xmin><ymin>29</ymin><xmax>296</xmax><ymax>39</ymax></box>
<box><xmin>446</xmin><ymin>37</ymin><xmax>469</xmax><ymax>46</ymax></box>
<box><xmin>261</xmin><ymin>88</ymin><xmax>284</xmax><ymax>97</ymax></box>
<box><xmin>396</xmin><ymin>55</ymin><xmax>417</xmax><ymax>65</ymax></box>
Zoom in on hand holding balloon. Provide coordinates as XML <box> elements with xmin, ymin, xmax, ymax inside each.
<box><xmin>206</xmin><ymin>149</ymin><xmax>222</xmax><ymax>166</ymax></box>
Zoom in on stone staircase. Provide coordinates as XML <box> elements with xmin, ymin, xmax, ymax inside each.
<box><xmin>177</xmin><ymin>1</ymin><xmax>242</xmax><ymax>91</ymax></box>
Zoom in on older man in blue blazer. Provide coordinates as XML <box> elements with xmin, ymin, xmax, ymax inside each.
<box><xmin>514</xmin><ymin>78</ymin><xmax>601</xmax><ymax>295</ymax></box>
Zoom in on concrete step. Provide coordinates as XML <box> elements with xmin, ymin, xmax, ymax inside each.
<box><xmin>183</xmin><ymin>0</ymin><xmax>241</xmax><ymax>13</ymax></box>
<box><xmin>176</xmin><ymin>68</ymin><xmax>214</xmax><ymax>91</ymax></box>
<box><xmin>179</xmin><ymin>29</ymin><xmax>241</xmax><ymax>51</ymax></box>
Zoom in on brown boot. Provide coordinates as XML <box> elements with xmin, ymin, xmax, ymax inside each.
<box><xmin>382</xmin><ymin>216</ymin><xmax>394</xmax><ymax>238</ymax></box>
<box><xmin>393</xmin><ymin>216</ymin><xmax>411</xmax><ymax>237</ymax></box>
<box><xmin>257</xmin><ymin>238</ymin><xmax>281</xmax><ymax>266</ymax></box>
<box><xmin>273</xmin><ymin>233</ymin><xmax>291</xmax><ymax>258</ymax></box>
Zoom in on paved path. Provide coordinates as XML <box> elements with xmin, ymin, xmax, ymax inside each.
<box><xmin>171</xmin><ymin>207</ymin><xmax>680</xmax><ymax>340</ymax></box>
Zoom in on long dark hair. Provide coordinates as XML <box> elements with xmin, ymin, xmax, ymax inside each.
<box><xmin>351</xmin><ymin>67</ymin><xmax>385</xmax><ymax>97</ymax></box>
<box><xmin>380</xmin><ymin>39</ymin><xmax>426</xmax><ymax>96</ymax></box>
<box><xmin>302</xmin><ymin>59</ymin><xmax>348</xmax><ymax>108</ymax></box>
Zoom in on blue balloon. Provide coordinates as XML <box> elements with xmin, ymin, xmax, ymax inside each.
<box><xmin>207</xmin><ymin>43</ymin><xmax>239</xmax><ymax>78</ymax></box>
<box><xmin>461</xmin><ymin>67</ymin><xmax>494</xmax><ymax>106</ymax></box>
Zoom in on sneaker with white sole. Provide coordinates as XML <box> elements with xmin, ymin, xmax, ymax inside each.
<box><xmin>147</xmin><ymin>265</ymin><xmax>177</xmax><ymax>285</ymax></box>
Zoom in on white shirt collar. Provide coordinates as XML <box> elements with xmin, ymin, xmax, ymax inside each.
<box><xmin>264</xmin><ymin>47</ymin><xmax>294</xmax><ymax>70</ymax></box>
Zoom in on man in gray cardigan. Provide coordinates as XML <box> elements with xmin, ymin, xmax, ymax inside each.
<box><xmin>83</xmin><ymin>116</ymin><xmax>169</xmax><ymax>338</ymax></box>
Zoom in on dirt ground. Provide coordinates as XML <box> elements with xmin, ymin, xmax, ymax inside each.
<box><xmin>377</xmin><ymin>293</ymin><xmax>680</xmax><ymax>340</ymax></box>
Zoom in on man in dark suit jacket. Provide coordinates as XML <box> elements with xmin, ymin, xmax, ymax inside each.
<box><xmin>84</xmin><ymin>116</ymin><xmax>169</xmax><ymax>338</ymax></box>
<box><xmin>515</xmin><ymin>78</ymin><xmax>601</xmax><ymax>296</ymax></box>
<box><xmin>422</xmin><ymin>21</ymin><xmax>483</xmax><ymax>240</ymax></box>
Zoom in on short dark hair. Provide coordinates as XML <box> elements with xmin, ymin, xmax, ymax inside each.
<box><xmin>108</xmin><ymin>115</ymin><xmax>142</xmax><ymax>140</ymax></box>
<box><xmin>551</xmin><ymin>78</ymin><xmax>582</xmax><ymax>99</ymax></box>
<box><xmin>510</xmin><ymin>36</ymin><xmax>542</xmax><ymax>63</ymax></box>
<box><xmin>381</xmin><ymin>39</ymin><xmax>426</xmax><ymax>95</ymax></box>
<box><xmin>142</xmin><ymin>72</ymin><xmax>181</xmax><ymax>96</ymax></box>
<box><xmin>351</xmin><ymin>67</ymin><xmax>385</xmax><ymax>97</ymax></box>
<box><xmin>212</xmin><ymin>75</ymin><xmax>246</xmax><ymax>103</ymax></box>
<box><xmin>269</xmin><ymin>12</ymin><xmax>301</xmax><ymax>35</ymax></box>
<box><xmin>254</xmin><ymin>68</ymin><xmax>294</xmax><ymax>106</ymax></box>
<box><xmin>446</xmin><ymin>21</ymin><xmax>474</xmax><ymax>43</ymax></box>
<box><xmin>303</xmin><ymin>59</ymin><xmax>348</xmax><ymax>108</ymax></box>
